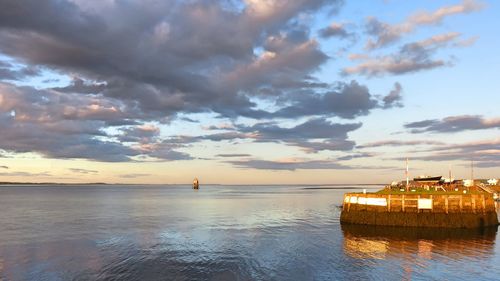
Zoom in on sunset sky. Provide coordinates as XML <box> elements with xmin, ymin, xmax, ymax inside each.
<box><xmin>0</xmin><ymin>0</ymin><xmax>498</xmax><ymax>184</ymax></box>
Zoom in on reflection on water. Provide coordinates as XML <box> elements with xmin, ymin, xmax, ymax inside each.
<box><xmin>0</xmin><ymin>185</ymin><xmax>499</xmax><ymax>280</ymax></box>
<box><xmin>342</xmin><ymin>224</ymin><xmax>499</xmax><ymax>280</ymax></box>
<box><xmin>343</xmin><ymin>224</ymin><xmax>498</xmax><ymax>259</ymax></box>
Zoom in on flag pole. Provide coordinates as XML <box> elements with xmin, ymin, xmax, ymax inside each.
<box><xmin>406</xmin><ymin>158</ymin><xmax>409</xmax><ymax>191</ymax></box>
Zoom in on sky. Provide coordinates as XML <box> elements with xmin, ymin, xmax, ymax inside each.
<box><xmin>0</xmin><ymin>0</ymin><xmax>498</xmax><ymax>184</ymax></box>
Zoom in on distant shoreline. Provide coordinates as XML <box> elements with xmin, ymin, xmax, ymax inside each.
<box><xmin>0</xmin><ymin>182</ymin><xmax>108</xmax><ymax>185</ymax></box>
<box><xmin>0</xmin><ymin>182</ymin><xmax>385</xmax><ymax>186</ymax></box>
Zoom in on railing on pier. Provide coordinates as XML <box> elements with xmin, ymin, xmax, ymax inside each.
<box><xmin>342</xmin><ymin>193</ymin><xmax>496</xmax><ymax>214</ymax></box>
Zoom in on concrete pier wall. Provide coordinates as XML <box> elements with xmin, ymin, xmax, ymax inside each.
<box><xmin>340</xmin><ymin>193</ymin><xmax>499</xmax><ymax>228</ymax></box>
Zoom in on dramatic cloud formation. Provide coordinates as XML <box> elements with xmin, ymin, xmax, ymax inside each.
<box><xmin>0</xmin><ymin>82</ymin><xmax>191</xmax><ymax>161</ymax></box>
<box><xmin>405</xmin><ymin>115</ymin><xmax>500</xmax><ymax>133</ymax></box>
<box><xmin>0</xmin><ymin>0</ymin><xmax>344</xmax><ymax>120</ymax></box>
<box><xmin>0</xmin><ymin>0</ymin><xmax>492</xmax><ymax>178</ymax></box>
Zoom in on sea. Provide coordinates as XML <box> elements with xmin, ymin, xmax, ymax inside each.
<box><xmin>0</xmin><ymin>184</ymin><xmax>499</xmax><ymax>281</ymax></box>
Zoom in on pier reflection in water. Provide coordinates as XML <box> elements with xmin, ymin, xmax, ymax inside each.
<box><xmin>342</xmin><ymin>224</ymin><xmax>499</xmax><ymax>280</ymax></box>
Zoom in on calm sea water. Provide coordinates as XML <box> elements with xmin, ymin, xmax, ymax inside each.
<box><xmin>0</xmin><ymin>184</ymin><xmax>499</xmax><ymax>281</ymax></box>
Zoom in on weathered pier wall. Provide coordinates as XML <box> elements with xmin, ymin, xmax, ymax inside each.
<box><xmin>340</xmin><ymin>193</ymin><xmax>499</xmax><ymax>228</ymax></box>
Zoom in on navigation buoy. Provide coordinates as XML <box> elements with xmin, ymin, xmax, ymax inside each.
<box><xmin>193</xmin><ymin>178</ymin><xmax>199</xmax><ymax>189</ymax></box>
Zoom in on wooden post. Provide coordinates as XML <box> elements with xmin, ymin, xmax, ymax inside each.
<box><xmin>388</xmin><ymin>194</ymin><xmax>391</xmax><ymax>212</ymax></box>
<box><xmin>482</xmin><ymin>194</ymin><xmax>486</xmax><ymax>213</ymax></box>
<box><xmin>472</xmin><ymin>196</ymin><xmax>476</xmax><ymax>214</ymax></box>
<box><xmin>430</xmin><ymin>195</ymin><xmax>433</xmax><ymax>213</ymax></box>
<box><xmin>402</xmin><ymin>194</ymin><xmax>405</xmax><ymax>212</ymax></box>
<box><xmin>445</xmin><ymin>196</ymin><xmax>448</xmax><ymax>214</ymax></box>
<box><xmin>417</xmin><ymin>195</ymin><xmax>420</xmax><ymax>213</ymax></box>
<box><xmin>347</xmin><ymin>195</ymin><xmax>351</xmax><ymax>212</ymax></box>
<box><xmin>459</xmin><ymin>195</ymin><xmax>463</xmax><ymax>213</ymax></box>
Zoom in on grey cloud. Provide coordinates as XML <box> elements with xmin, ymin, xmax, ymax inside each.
<box><xmin>0</xmin><ymin>60</ymin><xmax>41</xmax><ymax>81</ymax></box>
<box><xmin>201</xmin><ymin>118</ymin><xmax>361</xmax><ymax>153</ymax></box>
<box><xmin>0</xmin><ymin>0</ymin><xmax>342</xmax><ymax>120</ymax></box>
<box><xmin>337</xmin><ymin>152</ymin><xmax>376</xmax><ymax>161</ymax></box>
<box><xmin>0</xmin><ymin>0</ymin><xmax>418</xmax><ymax>166</ymax></box>
<box><xmin>241</xmin><ymin>118</ymin><xmax>361</xmax><ymax>141</ymax></box>
<box><xmin>0</xmin><ymin>115</ymin><xmax>138</xmax><ymax>162</ymax></box>
<box><xmin>227</xmin><ymin>159</ymin><xmax>351</xmax><ymax>171</ymax></box>
<box><xmin>405</xmin><ymin>115</ymin><xmax>500</xmax><ymax>133</ymax></box>
<box><xmin>319</xmin><ymin>22</ymin><xmax>355</xmax><ymax>40</ymax></box>
<box><xmin>52</xmin><ymin>77</ymin><xmax>106</xmax><ymax>94</ymax></box>
<box><xmin>227</xmin><ymin>159</ymin><xmax>395</xmax><ymax>171</ymax></box>
<box><xmin>407</xmin><ymin>140</ymin><xmax>500</xmax><ymax>168</ymax></box>
<box><xmin>273</xmin><ymin>81</ymin><xmax>379</xmax><ymax>119</ymax></box>
<box><xmin>358</xmin><ymin>140</ymin><xmax>445</xmax><ymax>148</ymax></box>
<box><xmin>118</xmin><ymin>124</ymin><xmax>160</xmax><ymax>144</ymax></box>
<box><xmin>343</xmin><ymin>33</ymin><xmax>464</xmax><ymax>77</ymax></box>
<box><xmin>179</xmin><ymin>117</ymin><xmax>198</xmax><ymax>123</ymax></box>
<box><xmin>0</xmin><ymin>165</ymin><xmax>8</xmax><ymax>169</ymax></box>
<box><xmin>0</xmin><ymin>82</ymin><xmax>190</xmax><ymax>162</ymax></box>
<box><xmin>216</xmin><ymin>154</ymin><xmax>251</xmax><ymax>158</ymax></box>
<box><xmin>382</xmin><ymin>82</ymin><xmax>403</xmax><ymax>108</ymax></box>
<box><xmin>0</xmin><ymin>82</ymin><xmax>134</xmax><ymax>126</ymax></box>
<box><xmin>290</xmin><ymin>139</ymin><xmax>356</xmax><ymax>153</ymax></box>
<box><xmin>141</xmin><ymin>140</ymin><xmax>194</xmax><ymax>161</ymax></box>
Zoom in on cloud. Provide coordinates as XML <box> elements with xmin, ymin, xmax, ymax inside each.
<box><xmin>0</xmin><ymin>171</ymin><xmax>51</xmax><ymax>177</ymax></box>
<box><xmin>118</xmin><ymin>173</ymin><xmax>151</xmax><ymax>178</ymax></box>
<box><xmin>118</xmin><ymin>124</ymin><xmax>160</xmax><ymax>144</ymax></box>
<box><xmin>227</xmin><ymin>159</ymin><xmax>351</xmax><ymax>170</ymax></box>
<box><xmin>290</xmin><ymin>139</ymin><xmax>356</xmax><ymax>153</ymax></box>
<box><xmin>273</xmin><ymin>80</ymin><xmax>379</xmax><ymax>119</ymax></box>
<box><xmin>0</xmin><ymin>82</ymin><xmax>140</xmax><ymax>161</ymax></box>
<box><xmin>358</xmin><ymin>140</ymin><xmax>445</xmax><ymax>148</ymax></box>
<box><xmin>319</xmin><ymin>22</ymin><xmax>355</xmax><ymax>41</ymax></box>
<box><xmin>382</xmin><ymin>82</ymin><xmax>403</xmax><ymax>108</ymax></box>
<box><xmin>406</xmin><ymin>139</ymin><xmax>500</xmax><ymax>168</ymax></box>
<box><xmin>227</xmin><ymin>158</ymin><xmax>395</xmax><ymax>171</ymax></box>
<box><xmin>408</xmin><ymin>0</ymin><xmax>483</xmax><ymax>25</ymax></box>
<box><xmin>0</xmin><ymin>0</ymin><xmax>344</xmax><ymax>120</ymax></box>
<box><xmin>198</xmin><ymin>118</ymin><xmax>361</xmax><ymax>153</ymax></box>
<box><xmin>365</xmin><ymin>0</ymin><xmax>483</xmax><ymax>49</ymax></box>
<box><xmin>343</xmin><ymin>32</ymin><xmax>469</xmax><ymax>77</ymax></box>
<box><xmin>0</xmin><ymin>165</ymin><xmax>8</xmax><ymax>169</ymax></box>
<box><xmin>0</xmin><ymin>59</ymin><xmax>41</xmax><ymax>81</ymax></box>
<box><xmin>0</xmin><ymin>0</ymin><xmax>479</xmax><ymax>171</ymax></box>
<box><xmin>52</xmin><ymin>77</ymin><xmax>106</xmax><ymax>94</ymax></box>
<box><xmin>68</xmin><ymin>168</ymin><xmax>98</xmax><ymax>174</ymax></box>
<box><xmin>337</xmin><ymin>152</ymin><xmax>376</xmax><ymax>161</ymax></box>
<box><xmin>216</xmin><ymin>154</ymin><xmax>251</xmax><ymax>158</ymax></box>
<box><xmin>0</xmin><ymin>82</ymin><xmax>192</xmax><ymax>161</ymax></box>
<box><xmin>405</xmin><ymin>115</ymin><xmax>500</xmax><ymax>133</ymax></box>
